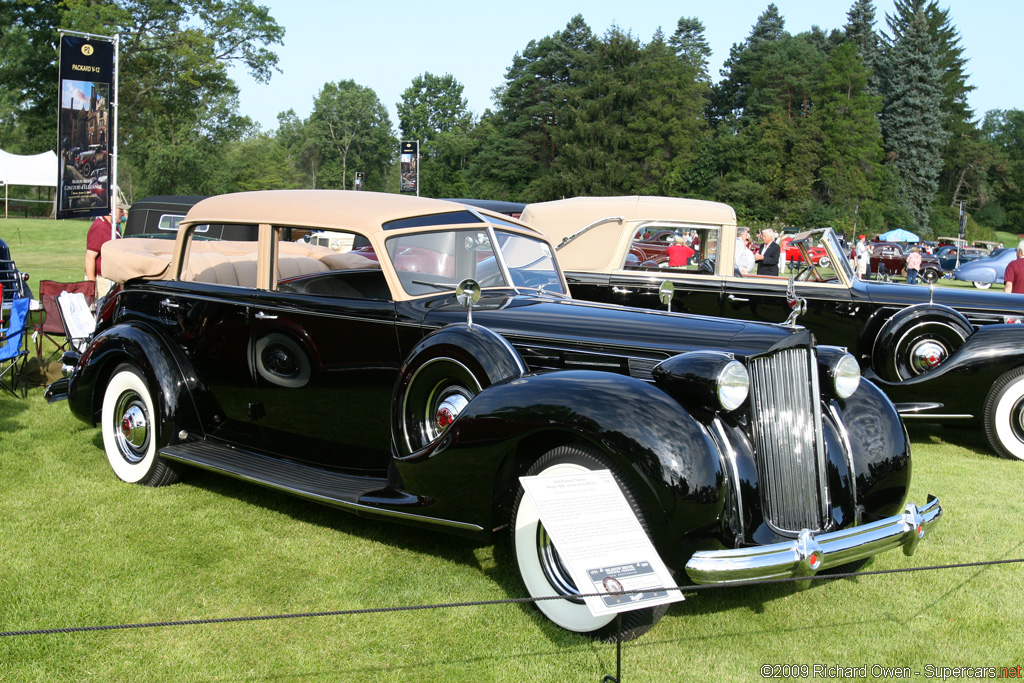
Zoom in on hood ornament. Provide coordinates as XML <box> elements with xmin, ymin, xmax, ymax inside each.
<box><xmin>784</xmin><ymin>277</ymin><xmax>807</xmax><ymax>326</ymax></box>
<box><xmin>455</xmin><ymin>278</ymin><xmax>481</xmax><ymax>327</ymax></box>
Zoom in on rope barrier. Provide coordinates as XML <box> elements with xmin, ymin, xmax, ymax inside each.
<box><xmin>2</xmin><ymin>557</ymin><xmax>1021</xmax><ymax>638</ymax></box>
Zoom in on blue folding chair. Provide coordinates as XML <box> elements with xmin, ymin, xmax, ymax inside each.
<box><xmin>0</xmin><ymin>296</ymin><xmax>30</xmax><ymax>398</ymax></box>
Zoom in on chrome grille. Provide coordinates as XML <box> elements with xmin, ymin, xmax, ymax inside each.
<box><xmin>747</xmin><ymin>348</ymin><xmax>826</xmax><ymax>533</ymax></box>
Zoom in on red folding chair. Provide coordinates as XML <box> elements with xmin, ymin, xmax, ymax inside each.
<box><xmin>35</xmin><ymin>280</ymin><xmax>95</xmax><ymax>361</ymax></box>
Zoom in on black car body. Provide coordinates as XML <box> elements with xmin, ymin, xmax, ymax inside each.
<box><xmin>522</xmin><ymin>195</ymin><xmax>1024</xmax><ymax>460</ymax></box>
<box><xmin>48</xmin><ymin>190</ymin><xmax>939</xmax><ymax>639</ymax></box>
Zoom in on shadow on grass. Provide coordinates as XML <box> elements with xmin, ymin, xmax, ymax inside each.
<box><xmin>905</xmin><ymin>422</ymin><xmax>993</xmax><ymax>458</ymax></box>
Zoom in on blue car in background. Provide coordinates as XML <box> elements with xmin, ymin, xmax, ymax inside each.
<box><xmin>934</xmin><ymin>246</ymin><xmax>988</xmax><ymax>271</ymax></box>
<box><xmin>954</xmin><ymin>247</ymin><xmax>1018</xmax><ymax>289</ymax></box>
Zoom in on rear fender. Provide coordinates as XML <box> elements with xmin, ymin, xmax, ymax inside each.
<box><xmin>68</xmin><ymin>323</ymin><xmax>203</xmax><ymax>439</ymax></box>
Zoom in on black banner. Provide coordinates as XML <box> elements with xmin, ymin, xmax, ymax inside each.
<box><xmin>400</xmin><ymin>141</ymin><xmax>418</xmax><ymax>194</ymax></box>
<box><xmin>57</xmin><ymin>34</ymin><xmax>115</xmax><ymax>220</ymax></box>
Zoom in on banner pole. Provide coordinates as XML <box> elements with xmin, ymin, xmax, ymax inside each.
<box><xmin>112</xmin><ymin>33</ymin><xmax>119</xmax><ymax>221</ymax></box>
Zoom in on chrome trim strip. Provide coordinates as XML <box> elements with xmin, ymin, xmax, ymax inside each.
<box><xmin>827</xmin><ymin>401</ymin><xmax>858</xmax><ymax>513</ymax></box>
<box><xmin>160</xmin><ymin>452</ymin><xmax>484</xmax><ymax>532</ymax></box>
<box><xmin>685</xmin><ymin>497</ymin><xmax>941</xmax><ymax>584</ymax></box>
<box><xmin>555</xmin><ymin>216</ymin><xmax>624</xmax><ymax>251</ymax></box>
<box><xmin>809</xmin><ymin>349</ymin><xmax>830</xmax><ymax>525</ymax></box>
<box><xmin>710</xmin><ymin>416</ymin><xmax>745</xmax><ymax>542</ymax></box>
<box><xmin>898</xmin><ymin>413</ymin><xmax>975</xmax><ymax>420</ymax></box>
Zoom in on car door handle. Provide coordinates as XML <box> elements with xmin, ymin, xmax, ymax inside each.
<box><xmin>727</xmin><ymin>295</ymin><xmax>750</xmax><ymax>303</ymax></box>
<box><xmin>612</xmin><ymin>287</ymin><xmax>634</xmax><ymax>294</ymax></box>
<box><xmin>254</xmin><ymin>311</ymin><xmax>277</xmax><ymax>320</ymax></box>
<box><xmin>160</xmin><ymin>298</ymin><xmax>180</xmax><ymax>310</ymax></box>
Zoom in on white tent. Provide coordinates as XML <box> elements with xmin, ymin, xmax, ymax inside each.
<box><xmin>0</xmin><ymin>149</ymin><xmax>59</xmax><ymax>217</ymax></box>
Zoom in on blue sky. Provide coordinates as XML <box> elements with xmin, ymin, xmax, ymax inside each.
<box><xmin>230</xmin><ymin>1</ymin><xmax>1022</xmax><ymax>133</ymax></box>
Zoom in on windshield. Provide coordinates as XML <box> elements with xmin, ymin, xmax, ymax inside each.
<box><xmin>821</xmin><ymin>229</ymin><xmax>854</xmax><ymax>282</ymax></box>
<box><xmin>386</xmin><ymin>227</ymin><xmax>565</xmax><ymax>297</ymax></box>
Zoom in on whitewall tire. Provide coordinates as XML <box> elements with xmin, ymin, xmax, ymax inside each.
<box><xmin>101</xmin><ymin>364</ymin><xmax>179</xmax><ymax>486</ymax></box>
<box><xmin>511</xmin><ymin>445</ymin><xmax>667</xmax><ymax>640</ymax></box>
<box><xmin>984</xmin><ymin>368</ymin><xmax>1024</xmax><ymax>461</ymax></box>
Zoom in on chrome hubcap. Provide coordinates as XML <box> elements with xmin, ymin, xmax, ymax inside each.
<box><xmin>537</xmin><ymin>525</ymin><xmax>583</xmax><ymax>603</ymax></box>
<box><xmin>425</xmin><ymin>386</ymin><xmax>473</xmax><ymax>442</ymax></box>
<box><xmin>910</xmin><ymin>340</ymin><xmax>947</xmax><ymax>374</ymax></box>
<box><xmin>114</xmin><ymin>393</ymin><xmax>150</xmax><ymax>463</ymax></box>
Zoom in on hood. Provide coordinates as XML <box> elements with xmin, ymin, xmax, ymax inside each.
<box><xmin>421</xmin><ymin>293</ymin><xmax>810</xmax><ymax>360</ymax></box>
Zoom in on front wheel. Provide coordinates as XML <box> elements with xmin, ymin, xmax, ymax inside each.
<box><xmin>511</xmin><ymin>444</ymin><xmax>667</xmax><ymax>641</ymax></box>
<box><xmin>101</xmin><ymin>364</ymin><xmax>179</xmax><ymax>486</ymax></box>
<box><xmin>817</xmin><ymin>255</ymin><xmax>832</xmax><ymax>268</ymax></box>
<box><xmin>921</xmin><ymin>268</ymin><xmax>941</xmax><ymax>284</ymax></box>
<box><xmin>973</xmin><ymin>281</ymin><xmax>992</xmax><ymax>290</ymax></box>
<box><xmin>983</xmin><ymin>368</ymin><xmax>1024</xmax><ymax>460</ymax></box>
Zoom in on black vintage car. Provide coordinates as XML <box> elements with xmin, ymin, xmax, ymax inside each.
<box><xmin>522</xmin><ymin>196</ymin><xmax>1024</xmax><ymax>461</ymax></box>
<box><xmin>48</xmin><ymin>190</ymin><xmax>939</xmax><ymax>640</ymax></box>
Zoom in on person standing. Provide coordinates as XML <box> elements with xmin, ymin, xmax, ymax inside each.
<box><xmin>666</xmin><ymin>235</ymin><xmax>695</xmax><ymax>268</ymax></box>
<box><xmin>855</xmin><ymin>235</ymin><xmax>869</xmax><ymax>279</ymax></box>
<box><xmin>1004</xmin><ymin>241</ymin><xmax>1024</xmax><ymax>293</ymax></box>
<box><xmin>735</xmin><ymin>227</ymin><xmax>755</xmax><ymax>276</ymax></box>
<box><xmin>905</xmin><ymin>246</ymin><xmax>922</xmax><ymax>285</ymax></box>
<box><xmin>85</xmin><ymin>206</ymin><xmax>124</xmax><ymax>283</ymax></box>
<box><xmin>755</xmin><ymin>229</ymin><xmax>780</xmax><ymax>276</ymax></box>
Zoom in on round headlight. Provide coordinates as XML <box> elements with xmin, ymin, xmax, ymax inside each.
<box><xmin>717</xmin><ymin>360</ymin><xmax>749</xmax><ymax>411</ymax></box>
<box><xmin>832</xmin><ymin>353</ymin><xmax>861</xmax><ymax>399</ymax></box>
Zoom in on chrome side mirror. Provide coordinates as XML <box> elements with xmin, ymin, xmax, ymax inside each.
<box><xmin>659</xmin><ymin>280</ymin><xmax>675</xmax><ymax>312</ymax></box>
<box><xmin>456</xmin><ymin>278</ymin><xmax>481</xmax><ymax>327</ymax></box>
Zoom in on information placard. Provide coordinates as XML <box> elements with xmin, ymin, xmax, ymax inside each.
<box><xmin>519</xmin><ymin>469</ymin><xmax>683</xmax><ymax>617</ymax></box>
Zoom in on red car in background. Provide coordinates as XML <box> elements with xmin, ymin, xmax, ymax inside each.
<box><xmin>782</xmin><ymin>236</ymin><xmax>831</xmax><ymax>267</ymax></box>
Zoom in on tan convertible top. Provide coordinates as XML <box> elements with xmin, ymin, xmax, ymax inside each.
<box><xmin>184</xmin><ymin>189</ymin><xmax>515</xmax><ymax>235</ymax></box>
<box><xmin>521</xmin><ymin>196</ymin><xmax>736</xmax><ymax>244</ymax></box>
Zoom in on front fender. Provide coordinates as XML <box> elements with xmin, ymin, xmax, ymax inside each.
<box><xmin>68</xmin><ymin>322</ymin><xmax>202</xmax><ymax>440</ymax></box>
<box><xmin>867</xmin><ymin>323</ymin><xmax>1024</xmax><ymax>418</ymax></box>
<box><xmin>393</xmin><ymin>370</ymin><xmax>727</xmax><ymax>565</ymax></box>
<box><xmin>829</xmin><ymin>377</ymin><xmax>912</xmax><ymax>520</ymax></box>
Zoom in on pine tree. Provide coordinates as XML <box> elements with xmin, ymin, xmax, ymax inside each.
<box><xmin>844</xmin><ymin>0</ymin><xmax>883</xmax><ymax>96</ymax></box>
<box><xmin>669</xmin><ymin>17</ymin><xmax>712</xmax><ymax>83</ymax></box>
<box><xmin>469</xmin><ymin>15</ymin><xmax>596</xmax><ymax>200</ymax></box>
<box><xmin>879</xmin><ymin>3</ymin><xmax>949</xmax><ymax>231</ymax></box>
<box><xmin>711</xmin><ymin>4</ymin><xmax>789</xmax><ymax>125</ymax></box>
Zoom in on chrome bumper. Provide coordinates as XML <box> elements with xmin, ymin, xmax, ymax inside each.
<box><xmin>684</xmin><ymin>496</ymin><xmax>941</xmax><ymax>585</ymax></box>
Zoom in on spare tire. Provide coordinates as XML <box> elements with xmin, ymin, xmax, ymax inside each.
<box><xmin>392</xmin><ymin>324</ymin><xmax>525</xmax><ymax>456</ymax></box>
<box><xmin>870</xmin><ymin>305</ymin><xmax>973</xmax><ymax>382</ymax></box>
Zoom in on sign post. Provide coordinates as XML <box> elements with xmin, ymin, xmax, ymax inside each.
<box><xmin>400</xmin><ymin>141</ymin><xmax>419</xmax><ymax>196</ymax></box>
<box><xmin>56</xmin><ymin>31</ymin><xmax>117</xmax><ymax>220</ymax></box>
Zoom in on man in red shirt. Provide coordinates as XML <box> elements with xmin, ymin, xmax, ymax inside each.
<box><xmin>1004</xmin><ymin>241</ymin><xmax>1024</xmax><ymax>293</ymax></box>
<box><xmin>666</xmin><ymin>235</ymin><xmax>695</xmax><ymax>268</ymax></box>
<box><xmin>84</xmin><ymin>207</ymin><xmax>124</xmax><ymax>281</ymax></box>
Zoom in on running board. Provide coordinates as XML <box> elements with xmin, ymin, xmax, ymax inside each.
<box><xmin>159</xmin><ymin>441</ymin><xmax>483</xmax><ymax>533</ymax></box>
<box><xmin>160</xmin><ymin>441</ymin><xmax>389</xmax><ymax>506</ymax></box>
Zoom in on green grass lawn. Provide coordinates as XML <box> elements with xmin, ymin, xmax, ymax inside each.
<box><xmin>2</xmin><ymin>217</ymin><xmax>1023</xmax><ymax>681</ymax></box>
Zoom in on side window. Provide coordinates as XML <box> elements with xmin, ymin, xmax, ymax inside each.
<box><xmin>624</xmin><ymin>226</ymin><xmax>719</xmax><ymax>274</ymax></box>
<box><xmin>274</xmin><ymin>227</ymin><xmax>387</xmax><ymax>300</ymax></box>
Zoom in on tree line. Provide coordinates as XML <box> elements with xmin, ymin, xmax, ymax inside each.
<box><xmin>1</xmin><ymin>0</ymin><xmax>1022</xmax><ymax>239</ymax></box>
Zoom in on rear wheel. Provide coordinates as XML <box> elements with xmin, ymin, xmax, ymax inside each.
<box><xmin>817</xmin><ymin>255</ymin><xmax>832</xmax><ymax>268</ymax></box>
<box><xmin>511</xmin><ymin>444</ymin><xmax>668</xmax><ymax>641</ymax></box>
<box><xmin>973</xmin><ymin>281</ymin><xmax>992</xmax><ymax>290</ymax></box>
<box><xmin>101</xmin><ymin>364</ymin><xmax>179</xmax><ymax>486</ymax></box>
<box><xmin>983</xmin><ymin>368</ymin><xmax>1024</xmax><ymax>460</ymax></box>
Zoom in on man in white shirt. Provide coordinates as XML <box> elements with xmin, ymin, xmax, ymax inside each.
<box><xmin>735</xmin><ymin>227</ymin><xmax>755</xmax><ymax>275</ymax></box>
